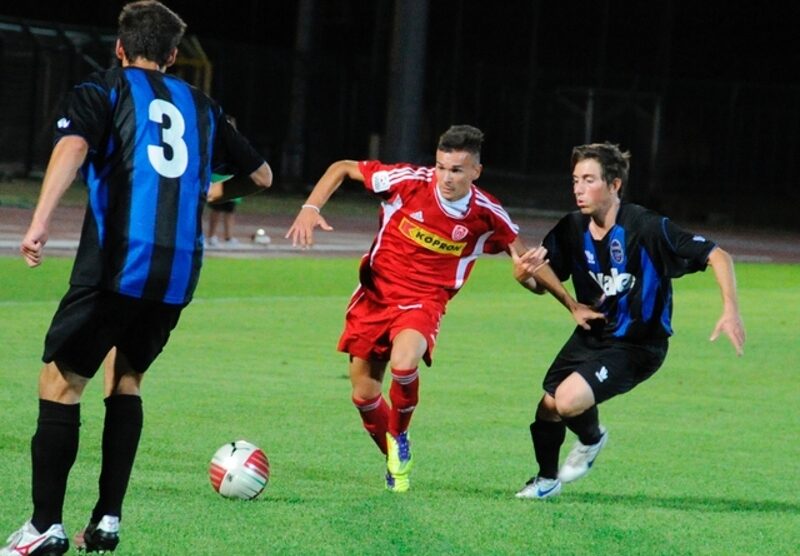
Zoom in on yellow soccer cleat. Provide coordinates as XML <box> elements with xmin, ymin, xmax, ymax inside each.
<box><xmin>385</xmin><ymin>431</ymin><xmax>413</xmax><ymax>493</ymax></box>
<box><xmin>385</xmin><ymin>470</ymin><xmax>410</xmax><ymax>493</ymax></box>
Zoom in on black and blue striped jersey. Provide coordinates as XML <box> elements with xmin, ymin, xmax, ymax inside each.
<box><xmin>54</xmin><ymin>66</ymin><xmax>264</xmax><ymax>304</ymax></box>
<box><xmin>543</xmin><ymin>203</ymin><xmax>716</xmax><ymax>342</ymax></box>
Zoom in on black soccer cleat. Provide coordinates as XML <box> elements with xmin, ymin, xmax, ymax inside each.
<box><xmin>75</xmin><ymin>516</ymin><xmax>120</xmax><ymax>554</ymax></box>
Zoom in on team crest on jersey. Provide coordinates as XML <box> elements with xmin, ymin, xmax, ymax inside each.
<box><xmin>451</xmin><ymin>225</ymin><xmax>468</xmax><ymax>241</ymax></box>
<box><xmin>399</xmin><ymin>217</ymin><xmax>466</xmax><ymax>256</ymax></box>
<box><xmin>409</xmin><ymin>210</ymin><xmax>424</xmax><ymax>222</ymax></box>
<box><xmin>609</xmin><ymin>239</ymin><xmax>625</xmax><ymax>264</ymax></box>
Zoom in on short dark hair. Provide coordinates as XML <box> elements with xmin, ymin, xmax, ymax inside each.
<box><xmin>118</xmin><ymin>1</ymin><xmax>187</xmax><ymax>67</ymax></box>
<box><xmin>437</xmin><ymin>125</ymin><xmax>484</xmax><ymax>161</ymax></box>
<box><xmin>571</xmin><ymin>142</ymin><xmax>631</xmax><ymax>196</ymax></box>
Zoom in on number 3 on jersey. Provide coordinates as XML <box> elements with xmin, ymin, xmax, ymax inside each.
<box><xmin>147</xmin><ymin>99</ymin><xmax>188</xmax><ymax>178</ymax></box>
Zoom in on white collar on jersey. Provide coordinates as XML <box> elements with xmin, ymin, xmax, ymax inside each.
<box><xmin>435</xmin><ymin>185</ymin><xmax>472</xmax><ymax>218</ymax></box>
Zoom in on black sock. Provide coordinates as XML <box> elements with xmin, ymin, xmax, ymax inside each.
<box><xmin>530</xmin><ymin>419</ymin><xmax>566</xmax><ymax>479</ymax></box>
<box><xmin>91</xmin><ymin>395</ymin><xmax>143</xmax><ymax>523</ymax></box>
<box><xmin>563</xmin><ymin>405</ymin><xmax>602</xmax><ymax>445</ymax></box>
<box><xmin>31</xmin><ymin>400</ymin><xmax>80</xmax><ymax>532</ymax></box>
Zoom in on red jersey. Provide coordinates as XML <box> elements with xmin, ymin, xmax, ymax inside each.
<box><xmin>356</xmin><ymin>160</ymin><xmax>519</xmax><ymax>306</ymax></box>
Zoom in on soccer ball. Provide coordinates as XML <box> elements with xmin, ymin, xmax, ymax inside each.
<box><xmin>209</xmin><ymin>440</ymin><xmax>270</xmax><ymax>500</ymax></box>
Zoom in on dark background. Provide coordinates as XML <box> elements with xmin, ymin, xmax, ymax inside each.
<box><xmin>1</xmin><ymin>1</ymin><xmax>798</xmax><ymax>229</ymax></box>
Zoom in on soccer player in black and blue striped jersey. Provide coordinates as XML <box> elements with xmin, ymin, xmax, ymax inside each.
<box><xmin>4</xmin><ymin>2</ymin><xmax>272</xmax><ymax>554</ymax></box>
<box><xmin>513</xmin><ymin>142</ymin><xmax>745</xmax><ymax>500</ymax></box>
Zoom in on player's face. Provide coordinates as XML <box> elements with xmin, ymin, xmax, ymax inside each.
<box><xmin>435</xmin><ymin>150</ymin><xmax>482</xmax><ymax>201</ymax></box>
<box><xmin>572</xmin><ymin>159</ymin><xmax>620</xmax><ymax>215</ymax></box>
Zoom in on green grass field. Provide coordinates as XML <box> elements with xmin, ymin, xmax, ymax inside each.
<box><xmin>0</xmin><ymin>256</ymin><xmax>798</xmax><ymax>555</ymax></box>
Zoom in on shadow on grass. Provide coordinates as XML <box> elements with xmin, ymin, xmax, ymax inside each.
<box><xmin>564</xmin><ymin>491</ymin><xmax>800</xmax><ymax>515</ymax></box>
<box><xmin>434</xmin><ymin>482</ymin><xmax>800</xmax><ymax>516</ymax></box>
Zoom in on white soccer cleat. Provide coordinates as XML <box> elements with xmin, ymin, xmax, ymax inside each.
<box><xmin>558</xmin><ymin>426</ymin><xmax>608</xmax><ymax>483</ymax></box>
<box><xmin>515</xmin><ymin>476</ymin><xmax>562</xmax><ymax>499</ymax></box>
<box><xmin>1</xmin><ymin>521</ymin><xmax>68</xmax><ymax>555</ymax></box>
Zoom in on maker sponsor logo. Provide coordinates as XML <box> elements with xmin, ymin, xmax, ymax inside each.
<box><xmin>399</xmin><ymin>217</ymin><xmax>466</xmax><ymax>255</ymax></box>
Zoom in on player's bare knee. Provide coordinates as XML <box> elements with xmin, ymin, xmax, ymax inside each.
<box><xmin>39</xmin><ymin>362</ymin><xmax>88</xmax><ymax>403</ymax></box>
<box><xmin>389</xmin><ymin>344</ymin><xmax>424</xmax><ymax>370</ymax></box>
<box><xmin>389</xmin><ymin>355</ymin><xmax>421</xmax><ymax>371</ymax></box>
<box><xmin>552</xmin><ymin>372</ymin><xmax>595</xmax><ymax>417</ymax></box>
<box><xmin>110</xmin><ymin>373</ymin><xmax>143</xmax><ymax>396</ymax></box>
<box><xmin>351</xmin><ymin>377</ymin><xmax>382</xmax><ymax>401</ymax></box>
<box><xmin>553</xmin><ymin>389</ymin><xmax>591</xmax><ymax>418</ymax></box>
<box><xmin>390</xmin><ymin>330</ymin><xmax>427</xmax><ymax>369</ymax></box>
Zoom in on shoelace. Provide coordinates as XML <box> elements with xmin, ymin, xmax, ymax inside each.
<box><xmin>397</xmin><ymin>433</ymin><xmax>410</xmax><ymax>461</ymax></box>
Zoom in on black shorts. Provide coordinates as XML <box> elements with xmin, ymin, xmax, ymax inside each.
<box><xmin>542</xmin><ymin>329</ymin><xmax>668</xmax><ymax>404</ymax></box>
<box><xmin>43</xmin><ymin>286</ymin><xmax>185</xmax><ymax>378</ymax></box>
<box><xmin>209</xmin><ymin>200</ymin><xmax>237</xmax><ymax>213</ymax></box>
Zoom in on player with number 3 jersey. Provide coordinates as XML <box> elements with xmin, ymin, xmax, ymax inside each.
<box><xmin>52</xmin><ymin>49</ymin><xmax>265</xmax><ymax>304</ymax></box>
<box><xmin>6</xmin><ymin>2</ymin><xmax>272</xmax><ymax>555</ymax></box>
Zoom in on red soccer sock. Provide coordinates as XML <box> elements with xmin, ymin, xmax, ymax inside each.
<box><xmin>388</xmin><ymin>367</ymin><xmax>419</xmax><ymax>436</ymax></box>
<box><xmin>352</xmin><ymin>394</ymin><xmax>389</xmax><ymax>454</ymax></box>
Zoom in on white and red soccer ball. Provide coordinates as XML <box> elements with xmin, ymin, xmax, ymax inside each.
<box><xmin>209</xmin><ymin>440</ymin><xmax>270</xmax><ymax>500</ymax></box>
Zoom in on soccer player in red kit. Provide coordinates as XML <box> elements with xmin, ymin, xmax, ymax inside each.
<box><xmin>286</xmin><ymin>125</ymin><xmax>544</xmax><ymax>492</ymax></box>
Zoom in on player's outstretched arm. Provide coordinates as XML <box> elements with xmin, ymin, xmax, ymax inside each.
<box><xmin>535</xmin><ymin>264</ymin><xmax>604</xmax><ymax>330</ymax></box>
<box><xmin>20</xmin><ymin>136</ymin><xmax>88</xmax><ymax>267</ymax></box>
<box><xmin>706</xmin><ymin>247</ymin><xmax>745</xmax><ymax>356</ymax></box>
<box><xmin>285</xmin><ymin>160</ymin><xmax>363</xmax><ymax>248</ymax></box>
<box><xmin>511</xmin><ymin>242</ymin><xmax>604</xmax><ymax>329</ymax></box>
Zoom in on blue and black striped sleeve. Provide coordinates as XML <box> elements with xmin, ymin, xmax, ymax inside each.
<box><xmin>53</xmin><ymin>71</ymin><xmax>112</xmax><ymax>152</ymax></box>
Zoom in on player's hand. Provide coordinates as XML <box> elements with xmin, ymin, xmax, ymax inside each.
<box><xmin>710</xmin><ymin>311</ymin><xmax>745</xmax><ymax>356</ymax></box>
<box><xmin>513</xmin><ymin>245</ymin><xmax>549</xmax><ymax>276</ymax></box>
<box><xmin>508</xmin><ymin>245</ymin><xmax>549</xmax><ymax>289</ymax></box>
<box><xmin>509</xmin><ymin>244</ymin><xmax>528</xmax><ymax>282</ymax></box>
<box><xmin>285</xmin><ymin>206</ymin><xmax>334</xmax><ymax>248</ymax></box>
<box><xmin>571</xmin><ymin>303</ymin><xmax>606</xmax><ymax>330</ymax></box>
<box><xmin>206</xmin><ymin>182</ymin><xmax>224</xmax><ymax>203</ymax></box>
<box><xmin>20</xmin><ymin>223</ymin><xmax>48</xmax><ymax>267</ymax></box>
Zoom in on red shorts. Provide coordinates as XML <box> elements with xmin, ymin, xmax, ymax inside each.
<box><xmin>337</xmin><ymin>288</ymin><xmax>444</xmax><ymax>366</ymax></box>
